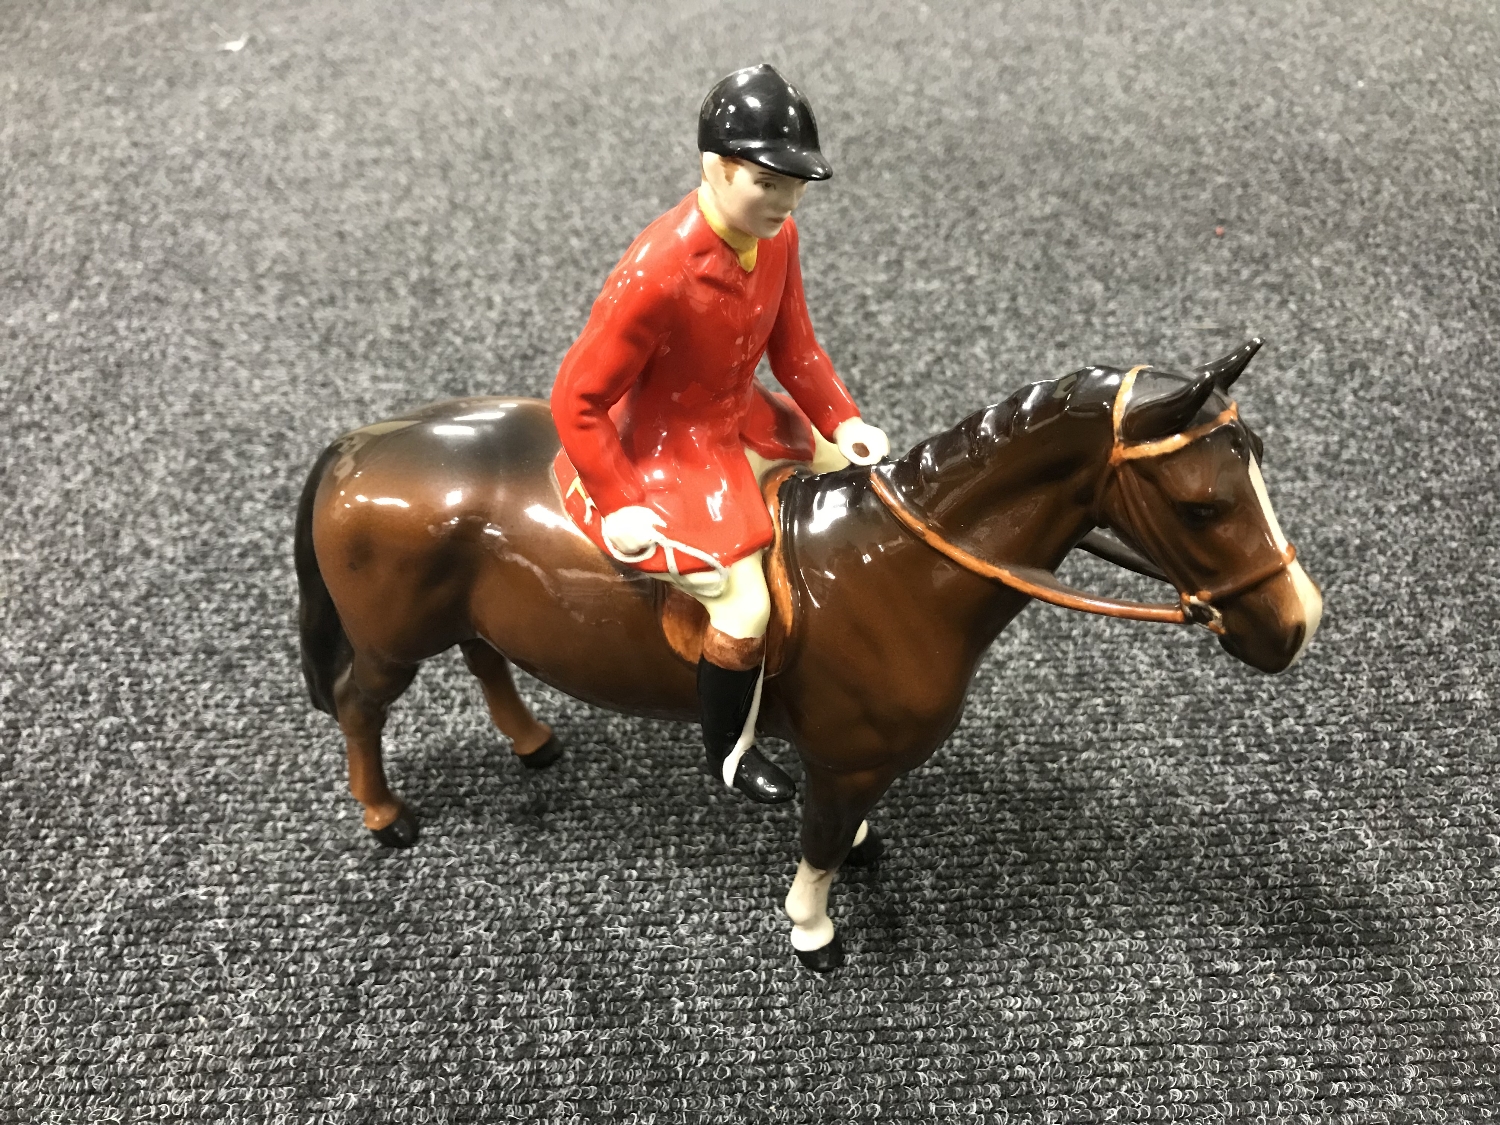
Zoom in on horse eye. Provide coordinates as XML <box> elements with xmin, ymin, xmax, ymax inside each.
<box><xmin>1177</xmin><ymin>501</ymin><xmax>1221</xmax><ymax>529</ymax></box>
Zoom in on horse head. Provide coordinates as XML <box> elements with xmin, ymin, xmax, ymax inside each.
<box><xmin>1096</xmin><ymin>340</ymin><xmax>1323</xmax><ymax>673</ymax></box>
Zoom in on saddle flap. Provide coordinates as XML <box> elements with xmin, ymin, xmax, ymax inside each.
<box><xmin>657</xmin><ymin>466</ymin><xmax>801</xmax><ymax>676</ymax></box>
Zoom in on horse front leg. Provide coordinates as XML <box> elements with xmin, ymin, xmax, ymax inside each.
<box><xmin>784</xmin><ymin>765</ymin><xmax>896</xmax><ymax>972</ymax></box>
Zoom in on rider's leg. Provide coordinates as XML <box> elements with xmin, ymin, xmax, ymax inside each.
<box><xmin>661</xmin><ymin>439</ymin><xmax>836</xmax><ymax>803</ymax></box>
<box><xmin>742</xmin><ymin>428</ymin><xmax>850</xmax><ymax>481</ymax></box>
<box><xmin>808</xmin><ymin>427</ymin><xmax>851</xmax><ymax>473</ymax></box>
<box><xmin>673</xmin><ymin>552</ymin><xmax>794</xmax><ymax>804</ymax></box>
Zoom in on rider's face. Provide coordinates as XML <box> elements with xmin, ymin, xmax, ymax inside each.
<box><xmin>703</xmin><ymin>156</ymin><xmax>810</xmax><ymax>240</ymax></box>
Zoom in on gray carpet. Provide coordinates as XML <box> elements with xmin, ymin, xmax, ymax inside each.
<box><xmin>3</xmin><ymin>0</ymin><xmax>1498</xmax><ymax>1120</ymax></box>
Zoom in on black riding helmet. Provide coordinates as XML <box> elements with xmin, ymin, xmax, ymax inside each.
<box><xmin>697</xmin><ymin>64</ymin><xmax>832</xmax><ymax>181</ymax></box>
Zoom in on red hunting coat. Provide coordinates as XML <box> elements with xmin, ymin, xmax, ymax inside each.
<box><xmin>551</xmin><ymin>191</ymin><xmax>859</xmax><ymax>573</ymax></box>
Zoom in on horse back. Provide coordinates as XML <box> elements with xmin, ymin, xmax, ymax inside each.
<box><xmin>307</xmin><ymin>397</ymin><xmax>698</xmax><ymax>718</ymax></box>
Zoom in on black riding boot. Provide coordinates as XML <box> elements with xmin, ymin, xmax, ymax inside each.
<box><xmin>697</xmin><ymin>658</ymin><xmax>795</xmax><ymax>804</ymax></box>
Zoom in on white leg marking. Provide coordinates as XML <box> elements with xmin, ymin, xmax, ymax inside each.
<box><xmin>721</xmin><ymin>666</ymin><xmax>763</xmax><ymax>788</ymax></box>
<box><xmin>852</xmin><ymin>820</ymin><xmax>869</xmax><ymax>848</ymax></box>
<box><xmin>1248</xmin><ymin>456</ymin><xmax>1323</xmax><ymax>662</ymax></box>
<box><xmin>784</xmin><ymin>859</ymin><xmax>837</xmax><ymax>951</ymax></box>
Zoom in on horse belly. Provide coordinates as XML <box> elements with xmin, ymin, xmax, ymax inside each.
<box><xmin>464</xmin><ymin>530</ymin><xmax>700</xmax><ymax>721</ymax></box>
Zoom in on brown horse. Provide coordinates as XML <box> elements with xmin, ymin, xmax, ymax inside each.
<box><xmin>295</xmin><ymin>340</ymin><xmax>1322</xmax><ymax>970</ymax></box>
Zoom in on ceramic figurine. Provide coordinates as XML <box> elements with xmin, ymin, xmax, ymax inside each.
<box><xmin>296</xmin><ymin>330</ymin><xmax>1322</xmax><ymax>970</ymax></box>
<box><xmin>551</xmin><ymin>63</ymin><xmax>889</xmax><ymax>806</ymax></box>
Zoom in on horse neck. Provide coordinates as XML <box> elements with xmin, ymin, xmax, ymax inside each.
<box><xmin>883</xmin><ymin>398</ymin><xmax>1109</xmax><ymax>574</ymax></box>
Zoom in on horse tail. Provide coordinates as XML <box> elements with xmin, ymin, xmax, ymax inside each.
<box><xmin>295</xmin><ymin>441</ymin><xmax>352</xmax><ymax>716</ymax></box>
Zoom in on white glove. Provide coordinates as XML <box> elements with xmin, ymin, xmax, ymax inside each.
<box><xmin>833</xmin><ymin>417</ymin><xmax>890</xmax><ymax>466</ymax></box>
<box><xmin>601</xmin><ymin>505</ymin><xmax>663</xmax><ymax>558</ymax></box>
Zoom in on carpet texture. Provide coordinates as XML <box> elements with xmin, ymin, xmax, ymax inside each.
<box><xmin>3</xmin><ymin>1</ymin><xmax>1498</xmax><ymax>1121</ymax></box>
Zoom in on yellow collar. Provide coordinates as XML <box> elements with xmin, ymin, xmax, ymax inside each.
<box><xmin>697</xmin><ymin>184</ymin><xmax>758</xmax><ymax>272</ymax></box>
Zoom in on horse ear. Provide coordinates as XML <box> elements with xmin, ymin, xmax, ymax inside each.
<box><xmin>1121</xmin><ymin>370</ymin><xmax>1219</xmax><ymax>441</ymax></box>
<box><xmin>1196</xmin><ymin>337</ymin><xmax>1262</xmax><ymax>392</ymax></box>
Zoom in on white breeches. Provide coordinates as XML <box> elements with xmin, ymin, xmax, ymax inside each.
<box><xmin>742</xmin><ymin>426</ymin><xmax>850</xmax><ymax>480</ymax></box>
<box><xmin>660</xmin><ymin>550</ymin><xmax>772</xmax><ymax>640</ymax></box>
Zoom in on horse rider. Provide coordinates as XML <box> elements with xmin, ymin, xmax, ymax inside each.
<box><xmin>550</xmin><ymin>63</ymin><xmax>890</xmax><ymax>804</ymax></box>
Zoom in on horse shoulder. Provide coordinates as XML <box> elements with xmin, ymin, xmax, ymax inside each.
<box><xmin>775</xmin><ymin>474</ymin><xmax>985</xmax><ymax>757</ymax></box>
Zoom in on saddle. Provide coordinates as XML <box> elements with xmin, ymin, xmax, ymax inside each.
<box><xmin>655</xmin><ymin>465</ymin><xmax>800</xmax><ymax>677</ymax></box>
<box><xmin>553</xmin><ymin>446</ymin><xmax>804</xmax><ymax>676</ymax></box>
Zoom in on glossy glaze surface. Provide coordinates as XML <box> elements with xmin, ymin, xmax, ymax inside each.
<box><xmin>698</xmin><ymin>63</ymin><xmax>832</xmax><ymax>181</ymax></box>
<box><xmin>296</xmin><ymin>345</ymin><xmax>1321</xmax><ymax>960</ymax></box>
<box><xmin>549</xmin><ymin>191</ymin><xmax>857</xmax><ymax>572</ymax></box>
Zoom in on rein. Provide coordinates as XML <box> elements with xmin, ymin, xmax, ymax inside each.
<box><xmin>869</xmin><ymin>366</ymin><xmax>1296</xmax><ymax>635</ymax></box>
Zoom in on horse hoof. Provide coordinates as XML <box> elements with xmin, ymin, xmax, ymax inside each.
<box><xmin>519</xmin><ymin>735</ymin><xmax>563</xmax><ymax>770</ymax></box>
<box><xmin>795</xmin><ymin>933</ymin><xmax>844</xmax><ymax>973</ymax></box>
<box><xmin>370</xmin><ymin>807</ymin><xmax>420</xmax><ymax>848</ymax></box>
<box><xmin>845</xmin><ymin>827</ymin><xmax>885</xmax><ymax>869</ymax></box>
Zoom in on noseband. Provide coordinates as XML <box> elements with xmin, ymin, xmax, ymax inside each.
<box><xmin>869</xmin><ymin>366</ymin><xmax>1298</xmax><ymax>634</ymax></box>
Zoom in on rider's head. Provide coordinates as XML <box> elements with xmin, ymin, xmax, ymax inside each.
<box><xmin>700</xmin><ymin>155</ymin><xmax>810</xmax><ymax>240</ymax></box>
<box><xmin>698</xmin><ymin>64</ymin><xmax>829</xmax><ymax>240</ymax></box>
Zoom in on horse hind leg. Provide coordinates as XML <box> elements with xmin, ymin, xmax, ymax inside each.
<box><xmin>334</xmin><ymin>650</ymin><xmax>420</xmax><ymax>847</ymax></box>
<box><xmin>460</xmin><ymin>640</ymin><xmax>562</xmax><ymax>769</ymax></box>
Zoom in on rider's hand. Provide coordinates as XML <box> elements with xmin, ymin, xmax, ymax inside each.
<box><xmin>601</xmin><ymin>505</ymin><xmax>663</xmax><ymax>557</ymax></box>
<box><xmin>834</xmin><ymin>418</ymin><xmax>890</xmax><ymax>466</ymax></box>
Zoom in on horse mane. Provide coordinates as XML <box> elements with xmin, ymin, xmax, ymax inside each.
<box><xmin>886</xmin><ymin>366</ymin><xmax>1119</xmax><ymax>501</ymax></box>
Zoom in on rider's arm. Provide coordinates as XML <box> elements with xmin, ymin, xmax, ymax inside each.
<box><xmin>764</xmin><ymin>218</ymin><xmax>860</xmax><ymax>441</ymax></box>
<box><xmin>551</xmin><ymin>262</ymin><xmax>677</xmax><ymax>515</ymax></box>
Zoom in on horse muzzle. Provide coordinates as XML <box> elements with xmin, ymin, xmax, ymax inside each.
<box><xmin>1214</xmin><ymin>560</ymin><xmax>1324</xmax><ymax>674</ymax></box>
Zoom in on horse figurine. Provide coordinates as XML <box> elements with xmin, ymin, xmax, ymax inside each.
<box><xmin>295</xmin><ymin>339</ymin><xmax>1322</xmax><ymax>970</ymax></box>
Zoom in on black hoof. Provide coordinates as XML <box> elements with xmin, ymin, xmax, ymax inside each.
<box><xmin>519</xmin><ymin>735</ymin><xmax>563</xmax><ymax>770</ymax></box>
<box><xmin>795</xmin><ymin>933</ymin><xmax>844</xmax><ymax>973</ymax></box>
<box><xmin>370</xmin><ymin>807</ymin><xmax>420</xmax><ymax>848</ymax></box>
<box><xmin>845</xmin><ymin>827</ymin><xmax>885</xmax><ymax>869</ymax></box>
<box><xmin>726</xmin><ymin>745</ymin><xmax>796</xmax><ymax>804</ymax></box>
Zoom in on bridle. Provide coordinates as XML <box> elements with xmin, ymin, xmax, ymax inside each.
<box><xmin>869</xmin><ymin>366</ymin><xmax>1298</xmax><ymax>635</ymax></box>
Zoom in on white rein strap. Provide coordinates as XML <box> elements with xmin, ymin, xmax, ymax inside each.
<box><xmin>606</xmin><ymin>534</ymin><xmax>733</xmax><ymax>598</ymax></box>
